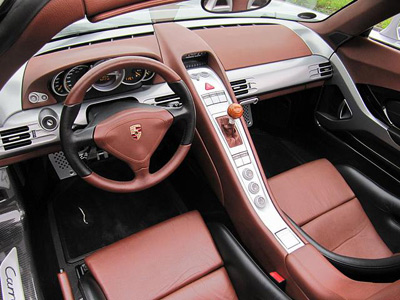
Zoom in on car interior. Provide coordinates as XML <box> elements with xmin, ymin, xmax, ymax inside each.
<box><xmin>0</xmin><ymin>0</ymin><xmax>400</xmax><ymax>299</ymax></box>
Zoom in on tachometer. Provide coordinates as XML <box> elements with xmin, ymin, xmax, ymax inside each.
<box><xmin>142</xmin><ymin>70</ymin><xmax>155</xmax><ymax>82</ymax></box>
<box><xmin>51</xmin><ymin>71</ymin><xmax>68</xmax><ymax>96</ymax></box>
<box><xmin>123</xmin><ymin>68</ymin><xmax>145</xmax><ymax>85</ymax></box>
<box><xmin>92</xmin><ymin>60</ymin><xmax>125</xmax><ymax>92</ymax></box>
<box><xmin>64</xmin><ymin>65</ymin><xmax>90</xmax><ymax>92</ymax></box>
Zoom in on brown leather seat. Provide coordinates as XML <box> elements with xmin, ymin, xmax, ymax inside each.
<box><xmin>269</xmin><ymin>159</ymin><xmax>399</xmax><ymax>280</ymax></box>
<box><xmin>269</xmin><ymin>159</ymin><xmax>392</xmax><ymax>259</ymax></box>
<box><xmin>78</xmin><ymin>211</ymin><xmax>290</xmax><ymax>300</ymax></box>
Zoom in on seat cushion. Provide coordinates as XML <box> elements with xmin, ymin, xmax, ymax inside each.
<box><xmin>84</xmin><ymin>211</ymin><xmax>237</xmax><ymax>300</ymax></box>
<box><xmin>269</xmin><ymin>159</ymin><xmax>393</xmax><ymax>259</ymax></box>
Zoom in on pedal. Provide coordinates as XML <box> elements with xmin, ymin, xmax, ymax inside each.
<box><xmin>49</xmin><ymin>148</ymin><xmax>110</xmax><ymax>180</ymax></box>
<box><xmin>48</xmin><ymin>151</ymin><xmax>77</xmax><ymax>180</ymax></box>
<box><xmin>239</xmin><ymin>97</ymin><xmax>258</xmax><ymax>127</ymax></box>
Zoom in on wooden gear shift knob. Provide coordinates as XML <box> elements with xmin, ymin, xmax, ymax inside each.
<box><xmin>227</xmin><ymin>103</ymin><xmax>244</xmax><ymax>119</ymax></box>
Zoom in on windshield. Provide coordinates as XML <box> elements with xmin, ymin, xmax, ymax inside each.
<box><xmin>55</xmin><ymin>0</ymin><xmax>354</xmax><ymax>39</ymax></box>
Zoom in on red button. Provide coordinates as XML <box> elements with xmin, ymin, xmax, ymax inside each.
<box><xmin>205</xmin><ymin>83</ymin><xmax>214</xmax><ymax>90</ymax></box>
<box><xmin>270</xmin><ymin>272</ymin><xmax>285</xmax><ymax>284</ymax></box>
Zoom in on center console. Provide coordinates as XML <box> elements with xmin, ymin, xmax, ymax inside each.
<box><xmin>188</xmin><ymin>67</ymin><xmax>304</xmax><ymax>253</ymax></box>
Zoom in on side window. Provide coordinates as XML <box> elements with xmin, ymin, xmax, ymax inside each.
<box><xmin>369</xmin><ymin>13</ymin><xmax>400</xmax><ymax>49</ymax></box>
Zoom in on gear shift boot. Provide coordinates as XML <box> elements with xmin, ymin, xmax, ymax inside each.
<box><xmin>216</xmin><ymin>116</ymin><xmax>243</xmax><ymax>148</ymax></box>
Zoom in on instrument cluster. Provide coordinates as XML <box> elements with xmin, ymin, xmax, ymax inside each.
<box><xmin>50</xmin><ymin>59</ymin><xmax>155</xmax><ymax>97</ymax></box>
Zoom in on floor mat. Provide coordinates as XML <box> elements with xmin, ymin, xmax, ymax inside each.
<box><xmin>250</xmin><ymin>126</ymin><xmax>358</xmax><ymax>178</ymax></box>
<box><xmin>52</xmin><ymin>177</ymin><xmax>187</xmax><ymax>262</ymax></box>
<box><xmin>250</xmin><ymin>128</ymin><xmax>317</xmax><ymax>177</ymax></box>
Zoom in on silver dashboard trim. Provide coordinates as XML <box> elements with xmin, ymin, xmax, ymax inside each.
<box><xmin>0</xmin><ymin>64</ymin><xmax>26</xmax><ymax>127</ymax></box>
<box><xmin>226</xmin><ymin>55</ymin><xmax>330</xmax><ymax>98</ymax></box>
<box><xmin>0</xmin><ymin>82</ymin><xmax>175</xmax><ymax>158</ymax></box>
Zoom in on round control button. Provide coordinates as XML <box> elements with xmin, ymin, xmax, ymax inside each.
<box><xmin>254</xmin><ymin>196</ymin><xmax>266</xmax><ymax>209</ymax></box>
<box><xmin>248</xmin><ymin>182</ymin><xmax>260</xmax><ymax>194</ymax></box>
<box><xmin>41</xmin><ymin>94</ymin><xmax>48</xmax><ymax>101</ymax></box>
<box><xmin>28</xmin><ymin>93</ymin><xmax>39</xmax><ymax>103</ymax></box>
<box><xmin>242</xmin><ymin>168</ymin><xmax>254</xmax><ymax>180</ymax></box>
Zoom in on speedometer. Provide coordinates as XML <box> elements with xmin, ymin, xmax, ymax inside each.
<box><xmin>64</xmin><ymin>65</ymin><xmax>90</xmax><ymax>92</ymax></box>
<box><xmin>92</xmin><ymin>60</ymin><xmax>125</xmax><ymax>92</ymax></box>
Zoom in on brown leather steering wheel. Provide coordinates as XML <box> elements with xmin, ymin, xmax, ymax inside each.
<box><xmin>60</xmin><ymin>56</ymin><xmax>195</xmax><ymax>193</ymax></box>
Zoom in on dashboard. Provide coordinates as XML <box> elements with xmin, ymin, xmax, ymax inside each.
<box><xmin>0</xmin><ymin>18</ymin><xmax>336</xmax><ymax>164</ymax></box>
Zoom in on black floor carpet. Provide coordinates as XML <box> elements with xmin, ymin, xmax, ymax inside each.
<box><xmin>52</xmin><ymin>177</ymin><xmax>187</xmax><ymax>262</ymax></box>
<box><xmin>250</xmin><ymin>127</ymin><xmax>319</xmax><ymax>177</ymax></box>
<box><xmin>250</xmin><ymin>126</ymin><xmax>358</xmax><ymax>178</ymax></box>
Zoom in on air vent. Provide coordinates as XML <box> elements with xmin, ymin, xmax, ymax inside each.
<box><xmin>309</xmin><ymin>62</ymin><xmax>333</xmax><ymax>80</ymax></box>
<box><xmin>318</xmin><ymin>62</ymin><xmax>333</xmax><ymax>77</ymax></box>
<box><xmin>230</xmin><ymin>79</ymin><xmax>251</xmax><ymax>96</ymax></box>
<box><xmin>182</xmin><ymin>52</ymin><xmax>209</xmax><ymax>69</ymax></box>
<box><xmin>153</xmin><ymin>94</ymin><xmax>182</xmax><ymax>107</ymax></box>
<box><xmin>0</xmin><ymin>126</ymin><xmax>32</xmax><ymax>151</ymax></box>
<box><xmin>190</xmin><ymin>23</ymin><xmax>258</xmax><ymax>31</ymax></box>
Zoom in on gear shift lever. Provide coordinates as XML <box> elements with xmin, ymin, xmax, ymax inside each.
<box><xmin>216</xmin><ymin>103</ymin><xmax>244</xmax><ymax>148</ymax></box>
<box><xmin>227</xmin><ymin>103</ymin><xmax>244</xmax><ymax>123</ymax></box>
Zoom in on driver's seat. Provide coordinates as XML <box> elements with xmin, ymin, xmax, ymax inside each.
<box><xmin>78</xmin><ymin>211</ymin><xmax>289</xmax><ymax>300</ymax></box>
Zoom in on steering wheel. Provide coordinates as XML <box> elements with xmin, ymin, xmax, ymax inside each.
<box><xmin>60</xmin><ymin>56</ymin><xmax>195</xmax><ymax>193</ymax></box>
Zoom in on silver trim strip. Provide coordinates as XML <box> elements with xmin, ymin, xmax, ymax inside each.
<box><xmin>0</xmin><ymin>64</ymin><xmax>26</xmax><ymax>127</ymax></box>
<box><xmin>227</xmin><ymin>55</ymin><xmax>330</xmax><ymax>98</ymax></box>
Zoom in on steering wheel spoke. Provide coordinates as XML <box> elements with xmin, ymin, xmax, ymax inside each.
<box><xmin>73</xmin><ymin>125</ymin><xmax>96</xmax><ymax>148</ymax></box>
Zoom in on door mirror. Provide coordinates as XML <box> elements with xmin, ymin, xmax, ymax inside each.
<box><xmin>202</xmin><ymin>0</ymin><xmax>270</xmax><ymax>13</ymax></box>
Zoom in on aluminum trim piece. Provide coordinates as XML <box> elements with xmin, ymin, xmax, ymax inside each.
<box><xmin>0</xmin><ymin>64</ymin><xmax>26</xmax><ymax>127</ymax></box>
<box><xmin>188</xmin><ymin>66</ymin><xmax>304</xmax><ymax>253</ymax></box>
<box><xmin>0</xmin><ymin>247</ymin><xmax>25</xmax><ymax>300</ymax></box>
<box><xmin>226</xmin><ymin>55</ymin><xmax>331</xmax><ymax>98</ymax></box>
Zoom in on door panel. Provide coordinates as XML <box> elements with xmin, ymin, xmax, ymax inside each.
<box><xmin>317</xmin><ymin>35</ymin><xmax>400</xmax><ymax>173</ymax></box>
<box><xmin>337</xmin><ymin>36</ymin><xmax>400</xmax><ymax>92</ymax></box>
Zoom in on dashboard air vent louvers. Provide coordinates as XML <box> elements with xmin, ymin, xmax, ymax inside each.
<box><xmin>309</xmin><ymin>62</ymin><xmax>333</xmax><ymax>80</ymax></box>
<box><xmin>318</xmin><ymin>62</ymin><xmax>333</xmax><ymax>77</ymax></box>
<box><xmin>230</xmin><ymin>79</ymin><xmax>251</xmax><ymax>96</ymax></box>
<box><xmin>0</xmin><ymin>126</ymin><xmax>32</xmax><ymax>151</ymax></box>
<box><xmin>153</xmin><ymin>94</ymin><xmax>182</xmax><ymax>107</ymax></box>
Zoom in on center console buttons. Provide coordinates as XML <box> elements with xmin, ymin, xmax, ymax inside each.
<box><xmin>242</xmin><ymin>168</ymin><xmax>254</xmax><ymax>180</ymax></box>
<box><xmin>254</xmin><ymin>196</ymin><xmax>266</xmax><ymax>209</ymax></box>
<box><xmin>248</xmin><ymin>182</ymin><xmax>260</xmax><ymax>194</ymax></box>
